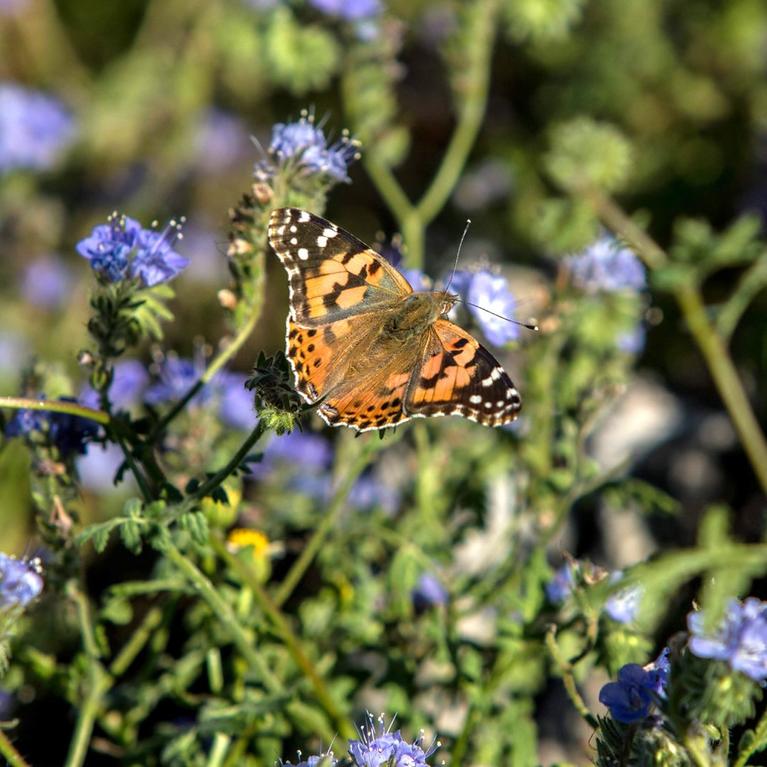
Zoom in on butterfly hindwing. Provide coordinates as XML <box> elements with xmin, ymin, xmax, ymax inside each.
<box><xmin>268</xmin><ymin>208</ymin><xmax>412</xmax><ymax>325</ymax></box>
<box><xmin>406</xmin><ymin>319</ymin><xmax>521</xmax><ymax>426</ymax></box>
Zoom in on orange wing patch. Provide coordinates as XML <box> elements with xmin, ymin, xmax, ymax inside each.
<box><xmin>406</xmin><ymin>319</ymin><xmax>521</xmax><ymax>427</ymax></box>
<box><xmin>319</xmin><ymin>370</ymin><xmax>411</xmax><ymax>431</ymax></box>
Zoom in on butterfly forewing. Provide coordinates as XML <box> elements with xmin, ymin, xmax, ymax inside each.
<box><xmin>268</xmin><ymin>208</ymin><xmax>411</xmax><ymax>326</ymax></box>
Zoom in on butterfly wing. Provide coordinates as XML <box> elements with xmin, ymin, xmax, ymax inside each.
<box><xmin>405</xmin><ymin>319</ymin><xmax>521</xmax><ymax>426</ymax></box>
<box><xmin>268</xmin><ymin>208</ymin><xmax>412</xmax><ymax>326</ymax></box>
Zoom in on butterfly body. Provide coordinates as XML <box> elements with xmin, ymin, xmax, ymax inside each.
<box><xmin>268</xmin><ymin>208</ymin><xmax>521</xmax><ymax>432</ymax></box>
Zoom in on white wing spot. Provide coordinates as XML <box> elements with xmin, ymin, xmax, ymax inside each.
<box><xmin>469</xmin><ymin>394</ymin><xmax>482</xmax><ymax>405</ymax></box>
<box><xmin>290</xmin><ymin>237</ymin><xmax>298</xmax><ymax>245</ymax></box>
<box><xmin>298</xmin><ymin>248</ymin><xmax>309</xmax><ymax>260</ymax></box>
<box><xmin>277</xmin><ymin>225</ymin><xmax>286</xmax><ymax>236</ymax></box>
<box><xmin>299</xmin><ymin>211</ymin><xmax>311</xmax><ymax>222</ymax></box>
<box><xmin>290</xmin><ymin>225</ymin><xmax>297</xmax><ymax>233</ymax></box>
<box><xmin>322</xmin><ymin>228</ymin><xmax>338</xmax><ymax>238</ymax></box>
<box><xmin>317</xmin><ymin>236</ymin><xmax>328</xmax><ymax>248</ymax></box>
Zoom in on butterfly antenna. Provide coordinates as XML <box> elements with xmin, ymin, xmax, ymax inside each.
<box><xmin>456</xmin><ymin>298</ymin><xmax>539</xmax><ymax>331</ymax></box>
<box><xmin>444</xmin><ymin>219</ymin><xmax>472</xmax><ymax>295</ymax></box>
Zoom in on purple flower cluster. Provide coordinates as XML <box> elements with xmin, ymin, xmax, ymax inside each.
<box><xmin>567</xmin><ymin>235</ymin><xmax>646</xmax><ymax>293</ymax></box>
<box><xmin>412</xmin><ymin>573</ymin><xmax>448</xmax><ymax>611</ymax></box>
<box><xmin>76</xmin><ymin>213</ymin><xmax>188</xmax><ymax>287</ymax></box>
<box><xmin>259</xmin><ymin>114</ymin><xmax>360</xmax><ymax>184</ymax></box>
<box><xmin>0</xmin><ymin>83</ymin><xmax>75</xmax><ymax>173</ymax></box>
<box><xmin>349</xmin><ymin>714</ymin><xmax>439</xmax><ymax>767</ymax></box>
<box><xmin>0</xmin><ymin>553</ymin><xmax>43</xmax><ymax>609</ymax></box>
<box><xmin>450</xmin><ymin>270</ymin><xmax>519</xmax><ymax>347</ymax></box>
<box><xmin>688</xmin><ymin>598</ymin><xmax>767</xmax><ymax>682</ymax></box>
<box><xmin>308</xmin><ymin>0</ymin><xmax>381</xmax><ymax>20</ymax></box>
<box><xmin>5</xmin><ymin>398</ymin><xmax>97</xmax><ymax>457</ymax></box>
<box><xmin>599</xmin><ymin>648</ymin><xmax>670</xmax><ymax>724</ymax></box>
<box><xmin>545</xmin><ymin>563</ymin><xmax>574</xmax><ymax>604</ymax></box>
<box><xmin>80</xmin><ymin>359</ymin><xmax>150</xmax><ymax>411</ymax></box>
<box><xmin>146</xmin><ymin>356</ymin><xmax>257</xmax><ymax>431</ymax></box>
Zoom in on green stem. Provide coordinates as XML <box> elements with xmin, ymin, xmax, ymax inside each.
<box><xmin>164</xmin><ymin>542</ymin><xmax>282</xmax><ymax>693</ymax></box>
<box><xmin>450</xmin><ymin>703</ymin><xmax>479</xmax><ymax>767</ymax></box>
<box><xmin>109</xmin><ymin>606</ymin><xmax>164</xmax><ymax>677</ymax></box>
<box><xmin>544</xmin><ymin>626</ymin><xmax>599</xmax><ymax>728</ymax></box>
<box><xmin>0</xmin><ymin>397</ymin><xmax>110</xmax><ymax>425</ymax></box>
<box><xmin>589</xmin><ymin>190</ymin><xmax>767</xmax><ymax>494</ymax></box>
<box><xmin>64</xmin><ymin>584</ymin><xmax>112</xmax><ymax>767</ymax></box>
<box><xmin>273</xmin><ymin>436</ymin><xmax>391</xmax><ymax>607</ymax></box>
<box><xmin>206</xmin><ymin>733</ymin><xmax>231</xmax><ymax>767</ymax></box>
<box><xmin>212</xmin><ymin>538</ymin><xmax>354</xmax><ymax>741</ymax></box>
<box><xmin>0</xmin><ymin>730</ymin><xmax>31</xmax><ymax>767</ymax></box>
<box><xmin>193</xmin><ymin>422</ymin><xmax>267</xmax><ymax>500</ymax></box>
<box><xmin>733</xmin><ymin>705</ymin><xmax>767</xmax><ymax>767</ymax></box>
<box><xmin>148</xmin><ymin>309</ymin><xmax>261</xmax><ymax>441</ymax></box>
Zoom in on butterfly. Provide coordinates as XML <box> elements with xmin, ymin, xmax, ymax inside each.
<box><xmin>268</xmin><ymin>208</ymin><xmax>522</xmax><ymax>432</ymax></box>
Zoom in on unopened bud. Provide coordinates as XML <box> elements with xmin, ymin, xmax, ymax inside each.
<box><xmin>218</xmin><ymin>289</ymin><xmax>238</xmax><ymax>311</ymax></box>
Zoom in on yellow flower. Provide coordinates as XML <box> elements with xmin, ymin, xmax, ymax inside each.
<box><xmin>227</xmin><ymin>528</ymin><xmax>269</xmax><ymax>557</ymax></box>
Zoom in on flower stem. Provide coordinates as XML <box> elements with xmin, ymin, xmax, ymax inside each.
<box><xmin>588</xmin><ymin>190</ymin><xmax>767</xmax><ymax>494</ymax></box>
<box><xmin>192</xmin><ymin>422</ymin><xmax>267</xmax><ymax>500</ymax></box>
<box><xmin>0</xmin><ymin>731</ymin><xmax>31</xmax><ymax>767</ymax></box>
<box><xmin>212</xmin><ymin>537</ymin><xmax>354</xmax><ymax>741</ymax></box>
<box><xmin>733</xmin><ymin>704</ymin><xmax>767</xmax><ymax>767</ymax></box>
<box><xmin>273</xmin><ymin>434</ymin><xmax>395</xmax><ymax>607</ymax></box>
<box><xmin>0</xmin><ymin>397</ymin><xmax>110</xmax><ymax>425</ymax></box>
<box><xmin>164</xmin><ymin>542</ymin><xmax>282</xmax><ymax>693</ymax></box>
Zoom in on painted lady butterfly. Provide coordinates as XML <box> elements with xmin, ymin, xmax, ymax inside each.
<box><xmin>268</xmin><ymin>208</ymin><xmax>522</xmax><ymax>432</ymax></box>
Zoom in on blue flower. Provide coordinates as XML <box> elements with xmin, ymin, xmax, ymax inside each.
<box><xmin>21</xmin><ymin>256</ymin><xmax>72</xmax><ymax>309</ymax></box>
<box><xmin>265</xmin><ymin>431</ymin><xmax>333</xmax><ymax>470</ymax></box>
<box><xmin>262</xmin><ymin>114</ymin><xmax>360</xmax><ymax>183</ymax></box>
<box><xmin>0</xmin><ymin>83</ymin><xmax>75</xmax><ymax>172</ymax></box>
<box><xmin>599</xmin><ymin>660</ymin><xmax>662</xmax><ymax>724</ymax></box>
<box><xmin>5</xmin><ymin>398</ymin><xmax>97</xmax><ymax>457</ymax></box>
<box><xmin>76</xmin><ymin>443</ymin><xmax>131</xmax><ymax>493</ymax></box>
<box><xmin>460</xmin><ymin>270</ymin><xmax>519</xmax><ymax>346</ymax></box>
<box><xmin>688</xmin><ymin>598</ymin><xmax>767</xmax><ymax>682</ymax></box>
<box><xmin>194</xmin><ymin>108</ymin><xmax>251</xmax><ymax>172</ymax></box>
<box><xmin>0</xmin><ymin>553</ymin><xmax>43</xmax><ymax>609</ymax></box>
<box><xmin>349</xmin><ymin>715</ymin><xmax>438</xmax><ymax>767</ymax></box>
<box><xmin>80</xmin><ymin>359</ymin><xmax>150</xmax><ymax>410</ymax></box>
<box><xmin>545</xmin><ymin>563</ymin><xmax>574</xmax><ymax>604</ymax></box>
<box><xmin>567</xmin><ymin>234</ymin><xmax>646</xmax><ymax>293</ymax></box>
<box><xmin>132</xmin><ymin>224</ymin><xmax>189</xmax><ymax>287</ymax></box>
<box><xmin>145</xmin><ymin>356</ymin><xmax>208</xmax><ymax>407</ymax></box>
<box><xmin>412</xmin><ymin>573</ymin><xmax>448</xmax><ymax>611</ymax></box>
<box><xmin>308</xmin><ymin>0</ymin><xmax>381</xmax><ymax>20</ymax></box>
<box><xmin>76</xmin><ymin>214</ymin><xmax>141</xmax><ymax>282</ymax></box>
<box><xmin>76</xmin><ymin>214</ymin><xmax>188</xmax><ymax>286</ymax></box>
<box><xmin>605</xmin><ymin>573</ymin><xmax>642</xmax><ymax>624</ymax></box>
<box><xmin>284</xmin><ymin>752</ymin><xmax>337</xmax><ymax>767</ymax></box>
<box><xmin>348</xmin><ymin>474</ymin><xmax>400</xmax><ymax>514</ymax></box>
<box><xmin>218</xmin><ymin>372</ymin><xmax>258</xmax><ymax>431</ymax></box>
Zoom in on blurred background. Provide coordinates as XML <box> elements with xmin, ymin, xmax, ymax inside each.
<box><xmin>1</xmin><ymin>0</ymin><xmax>766</xmax><ymax>763</ymax></box>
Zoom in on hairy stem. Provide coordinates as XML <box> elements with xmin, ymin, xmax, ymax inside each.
<box><xmin>588</xmin><ymin>190</ymin><xmax>767</xmax><ymax>494</ymax></box>
<box><xmin>0</xmin><ymin>397</ymin><xmax>110</xmax><ymax>425</ymax></box>
<box><xmin>0</xmin><ymin>731</ymin><xmax>31</xmax><ymax>767</ymax></box>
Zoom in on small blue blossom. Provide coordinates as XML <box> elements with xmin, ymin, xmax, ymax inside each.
<box><xmin>0</xmin><ymin>553</ymin><xmax>43</xmax><ymax>609</ymax></box>
<box><xmin>568</xmin><ymin>234</ymin><xmax>646</xmax><ymax>293</ymax></box>
<box><xmin>218</xmin><ymin>372</ymin><xmax>258</xmax><ymax>431</ymax></box>
<box><xmin>80</xmin><ymin>359</ymin><xmax>150</xmax><ymax>410</ymax></box>
<box><xmin>76</xmin><ymin>443</ymin><xmax>131</xmax><ymax>493</ymax></box>
<box><xmin>348</xmin><ymin>474</ymin><xmax>400</xmax><ymax>514</ymax></box>
<box><xmin>194</xmin><ymin>108</ymin><xmax>251</xmax><ymax>172</ymax></box>
<box><xmin>261</xmin><ymin>114</ymin><xmax>360</xmax><ymax>183</ymax></box>
<box><xmin>132</xmin><ymin>224</ymin><xmax>189</xmax><ymax>287</ymax></box>
<box><xmin>598</xmin><ymin>665</ymin><xmax>655</xmax><ymax>723</ymax></box>
<box><xmin>5</xmin><ymin>398</ymin><xmax>97</xmax><ymax>457</ymax></box>
<box><xmin>283</xmin><ymin>751</ymin><xmax>337</xmax><ymax>767</ymax></box>
<box><xmin>265</xmin><ymin>431</ymin><xmax>333</xmax><ymax>470</ymax></box>
<box><xmin>545</xmin><ymin>563</ymin><xmax>574</xmax><ymax>604</ymax></box>
<box><xmin>145</xmin><ymin>356</ymin><xmax>208</xmax><ymax>407</ymax></box>
<box><xmin>453</xmin><ymin>270</ymin><xmax>519</xmax><ymax>347</ymax></box>
<box><xmin>76</xmin><ymin>213</ymin><xmax>188</xmax><ymax>286</ymax></box>
<box><xmin>308</xmin><ymin>0</ymin><xmax>381</xmax><ymax>20</ymax></box>
<box><xmin>605</xmin><ymin>573</ymin><xmax>642</xmax><ymax>624</ymax></box>
<box><xmin>21</xmin><ymin>256</ymin><xmax>72</xmax><ymax>309</ymax></box>
<box><xmin>412</xmin><ymin>573</ymin><xmax>448</xmax><ymax>611</ymax></box>
<box><xmin>688</xmin><ymin>597</ymin><xmax>767</xmax><ymax>682</ymax></box>
<box><xmin>349</xmin><ymin>714</ymin><xmax>438</xmax><ymax>767</ymax></box>
<box><xmin>0</xmin><ymin>83</ymin><xmax>75</xmax><ymax>173</ymax></box>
